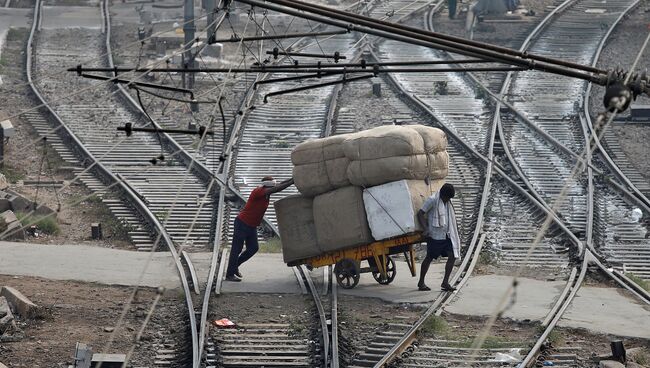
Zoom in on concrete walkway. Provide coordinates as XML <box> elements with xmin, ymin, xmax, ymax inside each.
<box><xmin>559</xmin><ymin>286</ymin><xmax>650</xmax><ymax>339</ymax></box>
<box><xmin>0</xmin><ymin>241</ymin><xmax>183</xmax><ymax>288</ymax></box>
<box><xmin>445</xmin><ymin>275</ymin><xmax>566</xmax><ymax>321</ymax></box>
<box><xmin>219</xmin><ymin>252</ymin><xmax>302</xmax><ymax>294</ymax></box>
<box><xmin>218</xmin><ymin>252</ymin><xmax>446</xmax><ymax>302</ymax></box>
<box><xmin>4</xmin><ymin>241</ymin><xmax>649</xmax><ymax>338</ymax></box>
<box><xmin>444</xmin><ymin>274</ymin><xmax>650</xmax><ymax>339</ymax></box>
<box><xmin>338</xmin><ymin>259</ymin><xmax>445</xmax><ymax>303</ymax></box>
<box><xmin>0</xmin><ymin>241</ymin><xmax>303</xmax><ymax>293</ymax></box>
<box><xmin>0</xmin><ymin>241</ymin><xmax>446</xmax><ymax>302</ymax></box>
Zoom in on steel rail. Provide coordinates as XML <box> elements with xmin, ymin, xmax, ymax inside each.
<box><xmin>453</xmin><ymin>0</ymin><xmax>650</xmax><ymax>221</ymax></box>
<box><xmin>436</xmin><ymin>0</ymin><xmax>574</xmax><ymax>223</ymax></box>
<box><xmin>215</xmin><ymin>3</ymin><xmax>361</xmax><ymax>237</ymax></box>
<box><xmin>197</xmin><ymin>182</ymin><xmax>226</xmax><ymax>366</ymax></box>
<box><xmin>211</xmin><ymin>8</ymin><xmax>361</xmax><ymax>366</ymax></box>
<box><xmin>300</xmin><ymin>265</ymin><xmax>331</xmax><ymax>366</ymax></box>
<box><xmin>219</xmin><ymin>0</ymin><xmax>376</xmax><ymax>240</ymax></box>
<box><xmin>432</xmin><ymin>0</ymin><xmax>649</xmax><ymax>225</ymax></box>
<box><xmin>380</xmin><ymin>73</ymin><xmax>584</xmax><ymax>251</ymax></box>
<box><xmin>106</xmin><ymin>3</ymin><xmax>225</xmax><ymax>366</ymax></box>
<box><xmin>31</xmin><ymin>1</ymin><xmax>200</xmax><ymax>366</ymax></box>
<box><xmin>490</xmin><ymin>0</ymin><xmax>646</xmax><ymax>365</ymax></box>
<box><xmin>330</xmin><ymin>266</ymin><xmax>339</xmax><ymax>368</ymax></box>
<box><xmin>582</xmin><ymin>0</ymin><xmax>650</xmax><ymax>208</ymax></box>
<box><xmin>471</xmin><ymin>0</ymin><xmax>584</xmax><ymax>237</ymax></box>
<box><xmin>453</xmin><ymin>60</ymin><xmax>650</xmax><ymax>215</ymax></box>
<box><xmin>520</xmin><ymin>253</ymin><xmax>589</xmax><ymax>367</ymax></box>
<box><xmin>368</xmin><ymin>3</ymin><xmax>586</xmax><ymax>365</ymax></box>
<box><xmin>105</xmin><ymin>0</ymin><xmax>280</xmax><ymax>240</ymax></box>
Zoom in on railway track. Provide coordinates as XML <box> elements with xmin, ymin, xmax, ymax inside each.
<box><xmin>20</xmin><ymin>0</ymin><xmax>648</xmax><ymax>366</ymax></box>
<box><xmin>217</xmin><ymin>0</ymin><xmax>592</xmax><ymax>367</ymax></box>
<box><xmin>23</xmin><ymin>1</ymin><xmax>229</xmax><ymax>366</ymax></box>
<box><xmin>333</xmin><ymin>2</ymin><xmax>578</xmax><ymax>366</ymax></box>
<box><xmin>27</xmin><ymin>2</ymin><xmax>217</xmax><ymax>250</ymax></box>
<box><xmin>351</xmin><ymin>0</ymin><xmax>650</xmax><ymax>366</ymax></box>
<box><xmin>207</xmin><ymin>266</ymin><xmax>337</xmax><ymax>367</ymax></box>
<box><xmin>496</xmin><ymin>0</ymin><xmax>650</xmax><ymax>273</ymax></box>
<box><xmin>199</xmin><ymin>3</ymin><xmax>361</xmax><ymax>366</ymax></box>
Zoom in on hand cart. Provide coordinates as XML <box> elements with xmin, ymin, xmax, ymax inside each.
<box><xmin>296</xmin><ymin>233</ymin><xmax>424</xmax><ymax>289</ymax></box>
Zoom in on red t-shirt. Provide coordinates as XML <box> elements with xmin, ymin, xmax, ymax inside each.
<box><xmin>237</xmin><ymin>186</ymin><xmax>270</xmax><ymax>227</ymax></box>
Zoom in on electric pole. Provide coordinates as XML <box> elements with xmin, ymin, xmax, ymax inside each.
<box><xmin>183</xmin><ymin>0</ymin><xmax>198</xmax><ymax>112</ymax></box>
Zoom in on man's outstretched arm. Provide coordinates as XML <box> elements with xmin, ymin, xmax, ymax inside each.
<box><xmin>264</xmin><ymin>178</ymin><xmax>294</xmax><ymax>195</ymax></box>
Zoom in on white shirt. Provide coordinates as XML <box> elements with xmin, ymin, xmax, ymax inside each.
<box><xmin>421</xmin><ymin>197</ymin><xmax>449</xmax><ymax>240</ymax></box>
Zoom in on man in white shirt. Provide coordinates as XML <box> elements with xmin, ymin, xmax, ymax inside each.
<box><xmin>416</xmin><ymin>183</ymin><xmax>461</xmax><ymax>291</ymax></box>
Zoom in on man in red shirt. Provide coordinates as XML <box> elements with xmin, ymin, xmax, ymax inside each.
<box><xmin>225</xmin><ymin>176</ymin><xmax>294</xmax><ymax>282</ymax></box>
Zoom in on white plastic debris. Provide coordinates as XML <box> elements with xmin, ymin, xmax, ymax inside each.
<box><xmin>632</xmin><ymin>208</ymin><xmax>643</xmax><ymax>222</ymax></box>
<box><xmin>490</xmin><ymin>348</ymin><xmax>522</xmax><ymax>362</ymax></box>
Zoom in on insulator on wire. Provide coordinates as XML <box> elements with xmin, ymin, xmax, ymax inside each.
<box><xmin>603</xmin><ymin>83</ymin><xmax>632</xmax><ymax>113</ymax></box>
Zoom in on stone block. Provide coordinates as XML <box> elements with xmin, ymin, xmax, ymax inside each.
<box><xmin>0</xmin><ymin>286</ymin><xmax>37</xmax><ymax>318</ymax></box>
<box><xmin>33</xmin><ymin>204</ymin><xmax>55</xmax><ymax>217</ymax></box>
<box><xmin>0</xmin><ymin>296</ymin><xmax>10</xmax><ymax>318</ymax></box>
<box><xmin>0</xmin><ymin>313</ymin><xmax>14</xmax><ymax>332</ymax></box>
<box><xmin>600</xmin><ymin>360</ymin><xmax>625</xmax><ymax>368</ymax></box>
<box><xmin>0</xmin><ymin>174</ymin><xmax>7</xmax><ymax>190</ymax></box>
<box><xmin>626</xmin><ymin>347</ymin><xmax>649</xmax><ymax>366</ymax></box>
<box><xmin>8</xmin><ymin>195</ymin><xmax>32</xmax><ymax>213</ymax></box>
<box><xmin>3</xmin><ymin>221</ymin><xmax>25</xmax><ymax>240</ymax></box>
<box><xmin>0</xmin><ymin>210</ymin><xmax>17</xmax><ymax>225</ymax></box>
<box><xmin>0</xmin><ymin>199</ymin><xmax>10</xmax><ymax>213</ymax></box>
<box><xmin>0</xmin><ymin>120</ymin><xmax>15</xmax><ymax>138</ymax></box>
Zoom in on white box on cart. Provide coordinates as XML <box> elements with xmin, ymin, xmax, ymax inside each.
<box><xmin>363</xmin><ymin>179</ymin><xmax>444</xmax><ymax>241</ymax></box>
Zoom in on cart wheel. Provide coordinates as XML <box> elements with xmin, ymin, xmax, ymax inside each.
<box><xmin>372</xmin><ymin>256</ymin><xmax>397</xmax><ymax>285</ymax></box>
<box><xmin>334</xmin><ymin>258</ymin><xmax>360</xmax><ymax>289</ymax></box>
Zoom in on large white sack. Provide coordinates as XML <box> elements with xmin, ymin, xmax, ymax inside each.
<box><xmin>363</xmin><ymin>179</ymin><xmax>445</xmax><ymax>240</ymax></box>
<box><xmin>275</xmin><ymin>195</ymin><xmax>321</xmax><ymax>264</ymax></box>
<box><xmin>342</xmin><ymin>125</ymin><xmax>426</xmax><ymax>161</ymax></box>
<box><xmin>347</xmin><ymin>152</ymin><xmax>448</xmax><ymax>187</ymax></box>
<box><xmin>408</xmin><ymin>125</ymin><xmax>447</xmax><ymax>153</ymax></box>
<box><xmin>314</xmin><ymin>186</ymin><xmax>374</xmax><ymax>251</ymax></box>
<box><xmin>291</xmin><ymin>134</ymin><xmax>349</xmax><ymax>165</ymax></box>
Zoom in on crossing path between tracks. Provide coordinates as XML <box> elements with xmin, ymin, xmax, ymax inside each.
<box><xmin>445</xmin><ymin>274</ymin><xmax>650</xmax><ymax>339</ymax></box>
<box><xmin>2</xmin><ymin>241</ymin><xmax>649</xmax><ymax>339</ymax></box>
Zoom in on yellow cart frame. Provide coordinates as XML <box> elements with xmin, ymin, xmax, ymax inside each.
<box><xmin>300</xmin><ymin>233</ymin><xmax>423</xmax><ymax>289</ymax></box>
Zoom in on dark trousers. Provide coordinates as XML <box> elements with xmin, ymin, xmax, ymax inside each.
<box><xmin>226</xmin><ymin>218</ymin><xmax>259</xmax><ymax>277</ymax></box>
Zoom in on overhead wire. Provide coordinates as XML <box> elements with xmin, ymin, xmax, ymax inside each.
<box><xmin>0</xmin><ymin>11</ymin><xmax>212</xmax><ymax>95</ymax></box>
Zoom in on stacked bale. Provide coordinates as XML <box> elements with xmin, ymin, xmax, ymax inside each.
<box><xmin>343</xmin><ymin>125</ymin><xmax>447</xmax><ymax>187</ymax></box>
<box><xmin>279</xmin><ymin>124</ymin><xmax>449</xmax><ymax>264</ymax></box>
<box><xmin>313</xmin><ymin>186</ymin><xmax>373</xmax><ymax>252</ymax></box>
<box><xmin>291</xmin><ymin>134</ymin><xmax>351</xmax><ymax>197</ymax></box>
<box><xmin>274</xmin><ymin>195</ymin><xmax>321</xmax><ymax>264</ymax></box>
